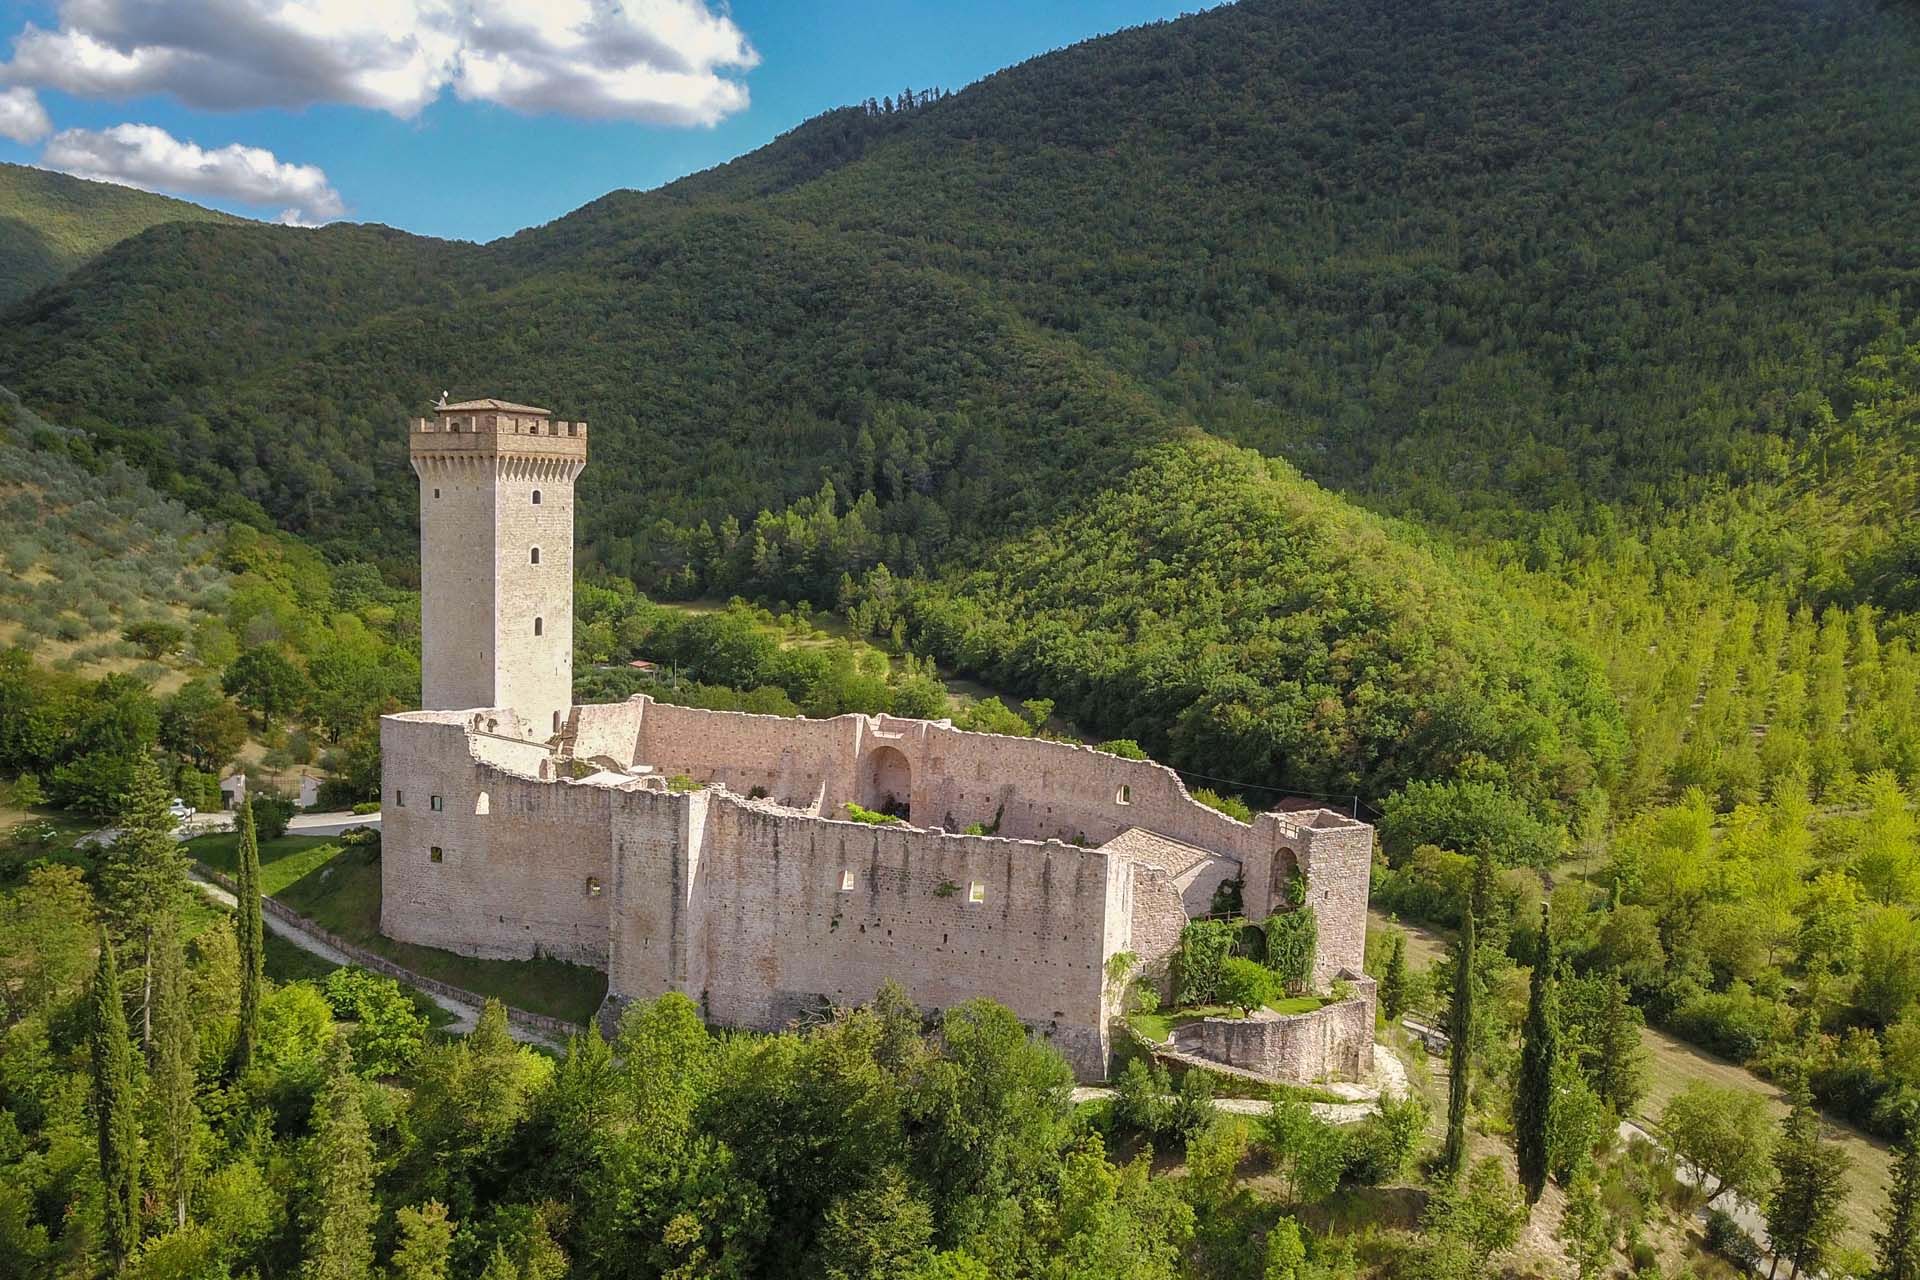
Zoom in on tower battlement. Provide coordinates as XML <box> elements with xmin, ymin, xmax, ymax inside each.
<box><xmin>411</xmin><ymin>393</ymin><xmax>584</xmax><ymax>736</ymax></box>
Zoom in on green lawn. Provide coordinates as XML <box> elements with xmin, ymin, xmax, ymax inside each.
<box><xmin>1130</xmin><ymin>995</ymin><xmax>1332</xmax><ymax>1044</ymax></box>
<box><xmin>185</xmin><ymin>833</ymin><xmax>606</xmax><ymax>1025</ymax></box>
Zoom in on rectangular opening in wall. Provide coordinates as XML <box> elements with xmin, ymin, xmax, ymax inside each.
<box><xmin>429</xmin><ymin>847</ymin><xmax>443</xmax><ymax>863</ymax></box>
<box><xmin>967</xmin><ymin>881</ymin><xmax>985</xmax><ymax>904</ymax></box>
<box><xmin>395</xmin><ymin>789</ymin><xmax>404</xmax><ymax>807</ymax></box>
<box><xmin>839</xmin><ymin>868</ymin><xmax>855</xmax><ymax>893</ymax></box>
<box><xmin>586</xmin><ymin>876</ymin><xmax>602</xmax><ymax>898</ymax></box>
<box><xmin>430</xmin><ymin>794</ymin><xmax>443</xmax><ymax>812</ymax></box>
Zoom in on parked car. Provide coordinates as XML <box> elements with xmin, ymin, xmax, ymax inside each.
<box><xmin>167</xmin><ymin>798</ymin><xmax>196</xmax><ymax>822</ymax></box>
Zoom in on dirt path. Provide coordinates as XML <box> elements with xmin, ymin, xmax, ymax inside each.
<box><xmin>1070</xmin><ymin>1041</ymin><xmax>1411</xmax><ymax>1124</ymax></box>
<box><xmin>184</xmin><ymin>870</ymin><xmax>558</xmax><ymax>1046</ymax></box>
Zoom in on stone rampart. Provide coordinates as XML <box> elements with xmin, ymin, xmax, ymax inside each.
<box><xmin>1171</xmin><ymin>973</ymin><xmax>1377</xmax><ymax>1084</ymax></box>
<box><xmin>381</xmin><ymin>712</ymin><xmax>614</xmax><ymax>966</ymax></box>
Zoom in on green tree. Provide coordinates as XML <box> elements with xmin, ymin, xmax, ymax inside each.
<box><xmin>1585</xmin><ymin>975</ymin><xmax>1648</xmax><ymax>1115</ymax></box>
<box><xmin>1878</xmin><ymin>1116</ymin><xmax>1920</xmax><ymax>1280</ymax></box>
<box><xmin>1514</xmin><ymin>903</ymin><xmax>1559</xmax><ymax>1203</ymax></box>
<box><xmin>99</xmin><ymin>755</ymin><xmax>187</xmax><ymax>1047</ymax></box>
<box><xmin>1218</xmin><ymin>955</ymin><xmax>1275</xmax><ymax>1016</ymax></box>
<box><xmin>223</xmin><ymin>647</ymin><xmax>309</xmax><ymax>727</ymax></box>
<box><xmin>123</xmin><ymin>620</ymin><xmax>188</xmax><ymax>660</ymax></box>
<box><xmin>1555</xmin><ymin>1167</ymin><xmax>1612</xmax><ymax>1280</ymax></box>
<box><xmin>157</xmin><ymin>680</ymin><xmax>246</xmax><ymax>773</ymax></box>
<box><xmin>391</xmin><ymin>1202</ymin><xmax>456</xmax><ymax>1280</ymax></box>
<box><xmin>233</xmin><ymin>796</ymin><xmax>264</xmax><ymax>1073</ymax></box>
<box><xmin>814</xmin><ymin>1167</ymin><xmax>933</xmax><ymax>1280</ymax></box>
<box><xmin>1379</xmin><ymin>926</ymin><xmax>1409</xmax><ymax>1023</ymax></box>
<box><xmin>148</xmin><ymin>917</ymin><xmax>199</xmax><ymax>1229</ymax></box>
<box><xmin>1379</xmin><ymin>779</ymin><xmax>1562</xmax><ymax>869</ymax></box>
<box><xmin>1767</xmin><ymin>1082</ymin><xmax>1852</xmax><ymax>1280</ymax></box>
<box><xmin>1442</xmin><ymin>864</ymin><xmax>1481</xmax><ymax>1179</ymax></box>
<box><xmin>1661</xmin><ymin>1083</ymin><xmax>1774</xmax><ymax>1208</ymax></box>
<box><xmin>304</xmin><ymin>1034</ymin><xmax>377</xmax><ymax>1280</ymax></box>
<box><xmin>1257</xmin><ymin>1100</ymin><xmax>1346</xmax><ymax>1205</ymax></box>
<box><xmin>89</xmin><ymin>928</ymin><xmax>140</xmax><ymax>1271</ymax></box>
<box><xmin>1263</xmin><ymin>1216</ymin><xmax>1306</xmax><ymax>1280</ymax></box>
<box><xmin>1424</xmin><ymin>1157</ymin><xmax>1527</xmax><ymax>1278</ymax></box>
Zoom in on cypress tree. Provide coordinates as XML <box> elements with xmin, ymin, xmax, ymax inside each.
<box><xmin>149</xmin><ymin>916</ymin><xmax>199</xmax><ymax>1228</ymax></box>
<box><xmin>1380</xmin><ymin>927</ymin><xmax>1409</xmax><ymax>1023</ymax></box>
<box><xmin>304</xmin><ymin>1032</ymin><xmax>377</xmax><ymax>1280</ymax></box>
<box><xmin>1514</xmin><ymin>903</ymin><xmax>1559</xmax><ymax>1204</ymax></box>
<box><xmin>234</xmin><ymin>796</ymin><xmax>265</xmax><ymax>1072</ymax></box>
<box><xmin>1875</xmin><ymin>1114</ymin><xmax>1920</xmax><ymax>1280</ymax></box>
<box><xmin>1442</xmin><ymin>879</ymin><xmax>1479</xmax><ymax>1178</ymax></box>
<box><xmin>89</xmin><ymin>928</ymin><xmax>141</xmax><ymax>1270</ymax></box>
<box><xmin>1768</xmin><ymin>1079</ymin><xmax>1851</xmax><ymax>1280</ymax></box>
<box><xmin>101</xmin><ymin>756</ymin><xmax>187</xmax><ymax>1048</ymax></box>
<box><xmin>1591</xmin><ymin>975</ymin><xmax>1648</xmax><ymax>1116</ymax></box>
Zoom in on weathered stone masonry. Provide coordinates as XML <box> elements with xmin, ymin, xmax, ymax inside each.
<box><xmin>382</xmin><ymin>395</ymin><xmax>1378</xmax><ymax>1081</ymax></box>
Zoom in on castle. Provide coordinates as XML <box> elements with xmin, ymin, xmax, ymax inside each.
<box><xmin>381</xmin><ymin>398</ymin><xmax>1378</xmax><ymax>1080</ymax></box>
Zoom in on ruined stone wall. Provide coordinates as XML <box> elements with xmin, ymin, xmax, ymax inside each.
<box><xmin>566</xmin><ymin>699</ymin><xmax>648</xmax><ymax>767</ymax></box>
<box><xmin>381</xmin><ymin>712</ymin><xmax>611</xmax><ymax>965</ymax></box>
<box><xmin>636</xmin><ymin>701</ymin><xmax>852</xmax><ymax>811</ymax></box>
<box><xmin>607</xmin><ymin>789</ymin><xmax>1126</xmax><ymax>1077</ymax></box>
<box><xmin>1172</xmin><ymin>975</ymin><xmax>1377</xmax><ymax>1084</ymax></box>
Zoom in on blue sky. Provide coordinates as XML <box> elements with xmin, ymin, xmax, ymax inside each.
<box><xmin>0</xmin><ymin>1</ymin><xmax>1205</xmax><ymax>242</ymax></box>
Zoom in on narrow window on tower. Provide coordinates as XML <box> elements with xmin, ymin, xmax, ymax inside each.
<box><xmin>429</xmin><ymin>846</ymin><xmax>443</xmax><ymax>863</ymax></box>
<box><xmin>430</xmin><ymin>794</ymin><xmax>443</xmax><ymax>812</ymax></box>
<box><xmin>530</xmin><ymin>547</ymin><xmax>540</xmax><ymax>565</ymax></box>
<box><xmin>432</xmin><ymin>488</ymin><xmax>441</xmax><ymax>499</ymax></box>
<box><xmin>531</xmin><ymin>490</ymin><xmax>542</xmax><ymax>505</ymax></box>
<box><xmin>534</xmin><ymin>617</ymin><xmax>544</xmax><ymax>636</ymax></box>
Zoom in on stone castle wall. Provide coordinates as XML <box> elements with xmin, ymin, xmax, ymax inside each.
<box><xmin>1172</xmin><ymin>973</ymin><xmax>1377</xmax><ymax>1084</ymax></box>
<box><xmin>381</xmin><ymin>711</ymin><xmax>611</xmax><ymax>966</ymax></box>
<box><xmin>381</xmin><ymin>697</ymin><xmax>1376</xmax><ymax>1080</ymax></box>
<box><xmin>605</xmin><ymin>791</ymin><xmax>1127</xmax><ymax>1077</ymax></box>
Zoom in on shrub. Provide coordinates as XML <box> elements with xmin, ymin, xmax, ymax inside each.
<box><xmin>844</xmin><ymin>802</ymin><xmax>902</xmax><ymax>825</ymax></box>
<box><xmin>1219</xmin><ymin>956</ymin><xmax>1277</xmax><ymax>1015</ymax></box>
<box><xmin>1343</xmin><ymin>1091</ymin><xmax>1430</xmax><ymax>1185</ymax></box>
<box><xmin>321</xmin><ymin>968</ymin><xmax>426</xmax><ymax>1077</ymax></box>
<box><xmin>249</xmin><ymin>793</ymin><xmax>295</xmax><ymax>841</ymax></box>
<box><xmin>1191</xmin><ymin>787</ymin><xmax>1253</xmax><ymax>822</ymax></box>
<box><xmin>1265</xmin><ymin>907</ymin><xmax>1318</xmax><ymax>995</ymax></box>
<box><xmin>1174</xmin><ymin>918</ymin><xmax>1239</xmax><ymax>1005</ymax></box>
<box><xmin>349</xmin><ymin>801</ymin><xmax>381</xmax><ymax>815</ymax></box>
<box><xmin>1098</xmin><ymin>739</ymin><xmax>1147</xmax><ymax>760</ymax></box>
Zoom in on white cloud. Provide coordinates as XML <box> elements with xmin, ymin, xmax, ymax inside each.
<box><xmin>0</xmin><ymin>85</ymin><xmax>51</xmax><ymax>142</ymax></box>
<box><xmin>42</xmin><ymin>123</ymin><xmax>346</xmax><ymax>222</ymax></box>
<box><xmin>4</xmin><ymin>0</ymin><xmax>758</xmax><ymax>125</ymax></box>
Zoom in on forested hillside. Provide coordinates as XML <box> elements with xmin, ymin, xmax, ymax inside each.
<box><xmin>0</xmin><ymin>0</ymin><xmax>1916</xmax><ymax>814</ymax></box>
<box><xmin>0</xmin><ymin>164</ymin><xmax>241</xmax><ymax>307</ymax></box>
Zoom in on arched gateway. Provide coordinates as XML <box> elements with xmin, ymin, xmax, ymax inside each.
<box><xmin>861</xmin><ymin>745</ymin><xmax>913</xmax><ymax>819</ymax></box>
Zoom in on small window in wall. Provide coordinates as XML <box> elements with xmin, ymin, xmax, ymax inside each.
<box><xmin>474</xmin><ymin>790</ymin><xmax>490</xmax><ymax>816</ymax></box>
<box><xmin>429</xmin><ymin>846</ymin><xmax>444</xmax><ymax>863</ymax></box>
<box><xmin>967</xmin><ymin>881</ymin><xmax>986</xmax><ymax>904</ymax></box>
<box><xmin>531</xmin><ymin>489</ymin><xmax>543</xmax><ymax>505</ymax></box>
<box><xmin>430</xmin><ymin>794</ymin><xmax>443</xmax><ymax>812</ymax></box>
<box><xmin>1116</xmin><ymin>784</ymin><xmax>1132</xmax><ymax>805</ymax></box>
<box><xmin>839</xmin><ymin>868</ymin><xmax>856</xmax><ymax>893</ymax></box>
<box><xmin>533</xmin><ymin>617</ymin><xmax>544</xmax><ymax>636</ymax></box>
<box><xmin>395</xmin><ymin>789</ymin><xmax>405</xmax><ymax>807</ymax></box>
<box><xmin>530</xmin><ymin>546</ymin><xmax>541</xmax><ymax>564</ymax></box>
<box><xmin>586</xmin><ymin>876</ymin><xmax>602</xmax><ymax>898</ymax></box>
<box><xmin>432</xmin><ymin>488</ymin><xmax>441</xmax><ymax>499</ymax></box>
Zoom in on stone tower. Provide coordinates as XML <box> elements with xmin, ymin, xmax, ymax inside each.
<box><xmin>409</xmin><ymin>398</ymin><xmax>586</xmax><ymax>737</ymax></box>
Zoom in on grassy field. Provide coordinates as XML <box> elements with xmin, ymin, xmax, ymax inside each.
<box><xmin>188</xmin><ymin>833</ymin><xmax>606</xmax><ymax>1024</ymax></box>
<box><xmin>1370</xmin><ymin>908</ymin><xmax>1889</xmax><ymax>1251</ymax></box>
<box><xmin>1129</xmin><ymin>995</ymin><xmax>1331</xmax><ymax>1044</ymax></box>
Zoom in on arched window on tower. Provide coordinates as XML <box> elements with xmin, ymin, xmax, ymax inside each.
<box><xmin>530</xmin><ymin>547</ymin><xmax>541</xmax><ymax>565</ymax></box>
<box><xmin>534</xmin><ymin>617</ymin><xmax>544</xmax><ymax>636</ymax></box>
<box><xmin>531</xmin><ymin>489</ymin><xmax>543</xmax><ymax>505</ymax></box>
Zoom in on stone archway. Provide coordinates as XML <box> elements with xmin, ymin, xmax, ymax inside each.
<box><xmin>1269</xmin><ymin>846</ymin><xmax>1304</xmax><ymax>914</ymax></box>
<box><xmin>861</xmin><ymin>745</ymin><xmax>913</xmax><ymax>820</ymax></box>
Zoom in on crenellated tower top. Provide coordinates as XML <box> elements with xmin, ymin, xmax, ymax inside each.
<box><xmin>409</xmin><ymin>399</ymin><xmax>587</xmax><ymax>480</ymax></box>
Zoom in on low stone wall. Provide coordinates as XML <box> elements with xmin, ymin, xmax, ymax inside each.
<box><xmin>193</xmin><ymin>863</ymin><xmax>584</xmax><ymax>1042</ymax></box>
<box><xmin>1171</xmin><ymin>973</ymin><xmax>1377</xmax><ymax>1084</ymax></box>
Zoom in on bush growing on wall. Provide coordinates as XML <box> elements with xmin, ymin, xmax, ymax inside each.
<box><xmin>1174</xmin><ymin>918</ymin><xmax>1239</xmax><ymax>1005</ymax></box>
<box><xmin>1265</xmin><ymin>907</ymin><xmax>1318</xmax><ymax>995</ymax></box>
